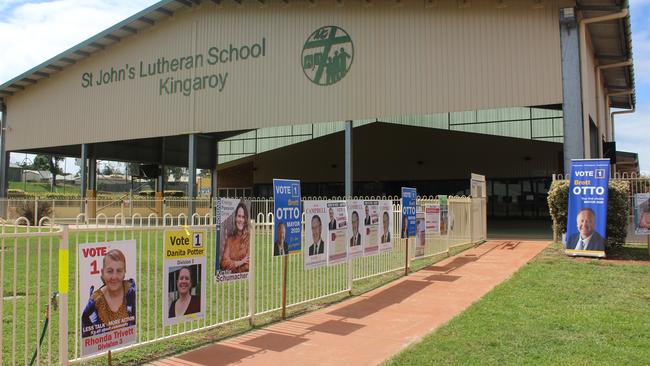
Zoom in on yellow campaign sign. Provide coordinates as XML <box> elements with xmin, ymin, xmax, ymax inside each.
<box><xmin>58</xmin><ymin>248</ymin><xmax>69</xmax><ymax>294</ymax></box>
<box><xmin>165</xmin><ymin>229</ymin><xmax>207</xmax><ymax>259</ymax></box>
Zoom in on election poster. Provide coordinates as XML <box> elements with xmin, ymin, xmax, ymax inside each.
<box><xmin>415</xmin><ymin>210</ymin><xmax>426</xmax><ymax>257</ymax></box>
<box><xmin>216</xmin><ymin>198</ymin><xmax>252</xmax><ymax>281</ymax></box>
<box><xmin>378</xmin><ymin>200</ymin><xmax>394</xmax><ymax>253</ymax></box>
<box><xmin>634</xmin><ymin>193</ymin><xmax>650</xmax><ymax>235</ymax></box>
<box><xmin>304</xmin><ymin>200</ymin><xmax>328</xmax><ymax>269</ymax></box>
<box><xmin>565</xmin><ymin>159</ymin><xmax>609</xmax><ymax>258</ymax></box>
<box><xmin>163</xmin><ymin>228</ymin><xmax>207</xmax><ymax>326</ymax></box>
<box><xmin>347</xmin><ymin>200</ymin><xmax>364</xmax><ymax>259</ymax></box>
<box><xmin>425</xmin><ymin>204</ymin><xmax>440</xmax><ymax>235</ymax></box>
<box><xmin>401</xmin><ymin>187</ymin><xmax>417</xmax><ymax>238</ymax></box>
<box><xmin>79</xmin><ymin>240</ymin><xmax>137</xmax><ymax>357</ymax></box>
<box><xmin>327</xmin><ymin>201</ymin><xmax>348</xmax><ymax>265</ymax></box>
<box><xmin>362</xmin><ymin>201</ymin><xmax>380</xmax><ymax>256</ymax></box>
<box><xmin>439</xmin><ymin>195</ymin><xmax>449</xmax><ymax>236</ymax></box>
<box><xmin>273</xmin><ymin>179</ymin><xmax>302</xmax><ymax>255</ymax></box>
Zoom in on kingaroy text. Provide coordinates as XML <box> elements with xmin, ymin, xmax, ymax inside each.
<box><xmin>80</xmin><ymin>38</ymin><xmax>266</xmax><ymax>97</ymax></box>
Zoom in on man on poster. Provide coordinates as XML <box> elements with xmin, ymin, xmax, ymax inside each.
<box><xmin>309</xmin><ymin>215</ymin><xmax>325</xmax><ymax>255</ymax></box>
<box><xmin>274</xmin><ymin>222</ymin><xmax>289</xmax><ymax>256</ymax></box>
<box><xmin>566</xmin><ymin>208</ymin><xmax>605</xmax><ymax>251</ymax></box>
<box><xmin>350</xmin><ymin>211</ymin><xmax>361</xmax><ymax>247</ymax></box>
<box><xmin>273</xmin><ymin>179</ymin><xmax>302</xmax><ymax>255</ymax></box>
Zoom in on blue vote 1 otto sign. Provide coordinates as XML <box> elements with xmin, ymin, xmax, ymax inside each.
<box><xmin>401</xmin><ymin>187</ymin><xmax>417</xmax><ymax>239</ymax></box>
<box><xmin>273</xmin><ymin>179</ymin><xmax>302</xmax><ymax>253</ymax></box>
<box><xmin>565</xmin><ymin>159</ymin><xmax>609</xmax><ymax>258</ymax></box>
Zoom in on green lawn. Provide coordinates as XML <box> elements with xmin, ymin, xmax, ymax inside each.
<box><xmin>9</xmin><ymin>181</ymin><xmax>81</xmax><ymax>194</ymax></box>
<box><xmin>386</xmin><ymin>243</ymin><xmax>650</xmax><ymax>366</ymax></box>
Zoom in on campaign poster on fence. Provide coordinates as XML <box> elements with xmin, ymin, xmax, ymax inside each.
<box><xmin>273</xmin><ymin>179</ymin><xmax>302</xmax><ymax>256</ymax></box>
<box><xmin>378</xmin><ymin>200</ymin><xmax>394</xmax><ymax>253</ymax></box>
<box><xmin>327</xmin><ymin>201</ymin><xmax>348</xmax><ymax>265</ymax></box>
<box><xmin>362</xmin><ymin>201</ymin><xmax>380</xmax><ymax>256</ymax></box>
<box><xmin>565</xmin><ymin>159</ymin><xmax>609</xmax><ymax>258</ymax></box>
<box><xmin>347</xmin><ymin>200</ymin><xmax>364</xmax><ymax>259</ymax></box>
<box><xmin>634</xmin><ymin>193</ymin><xmax>650</xmax><ymax>235</ymax></box>
<box><xmin>163</xmin><ymin>228</ymin><xmax>207</xmax><ymax>326</ymax></box>
<box><xmin>401</xmin><ymin>187</ymin><xmax>417</xmax><ymax>238</ymax></box>
<box><xmin>439</xmin><ymin>195</ymin><xmax>449</xmax><ymax>235</ymax></box>
<box><xmin>415</xmin><ymin>210</ymin><xmax>426</xmax><ymax>257</ymax></box>
<box><xmin>425</xmin><ymin>204</ymin><xmax>440</xmax><ymax>235</ymax></box>
<box><xmin>304</xmin><ymin>200</ymin><xmax>328</xmax><ymax>269</ymax></box>
<box><xmin>79</xmin><ymin>240</ymin><xmax>137</xmax><ymax>357</ymax></box>
<box><xmin>216</xmin><ymin>198</ymin><xmax>252</xmax><ymax>281</ymax></box>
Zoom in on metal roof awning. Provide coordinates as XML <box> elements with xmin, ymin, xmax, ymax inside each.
<box><xmin>579</xmin><ymin>0</ymin><xmax>636</xmax><ymax>109</ymax></box>
<box><xmin>0</xmin><ymin>0</ymin><xmax>199</xmax><ymax>104</ymax></box>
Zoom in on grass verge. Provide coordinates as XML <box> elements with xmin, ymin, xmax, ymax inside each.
<box><xmin>385</xmin><ymin>242</ymin><xmax>650</xmax><ymax>365</ymax></box>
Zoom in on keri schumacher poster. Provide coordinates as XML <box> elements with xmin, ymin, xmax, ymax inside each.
<box><xmin>565</xmin><ymin>159</ymin><xmax>609</xmax><ymax>258</ymax></box>
<box><xmin>216</xmin><ymin>198</ymin><xmax>252</xmax><ymax>281</ymax></box>
<box><xmin>163</xmin><ymin>229</ymin><xmax>207</xmax><ymax>326</ymax></box>
<box><xmin>79</xmin><ymin>240</ymin><xmax>137</xmax><ymax>357</ymax></box>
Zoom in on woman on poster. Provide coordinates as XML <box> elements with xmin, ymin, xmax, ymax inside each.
<box><xmin>81</xmin><ymin>249</ymin><xmax>136</xmax><ymax>337</ymax></box>
<box><xmin>168</xmin><ymin>266</ymin><xmax>201</xmax><ymax>317</ymax></box>
<box><xmin>220</xmin><ymin>202</ymin><xmax>251</xmax><ymax>273</ymax></box>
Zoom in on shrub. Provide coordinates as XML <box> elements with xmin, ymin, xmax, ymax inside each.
<box><xmin>8</xmin><ymin>189</ymin><xmax>26</xmax><ymax>198</ymax></box>
<box><xmin>548</xmin><ymin>179</ymin><xmax>629</xmax><ymax>250</ymax></box>
<box><xmin>15</xmin><ymin>200</ymin><xmax>53</xmax><ymax>225</ymax></box>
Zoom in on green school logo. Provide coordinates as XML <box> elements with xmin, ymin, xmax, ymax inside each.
<box><xmin>301</xmin><ymin>26</ymin><xmax>354</xmax><ymax>86</ymax></box>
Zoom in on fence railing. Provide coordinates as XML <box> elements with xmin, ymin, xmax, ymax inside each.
<box><xmin>0</xmin><ymin>196</ymin><xmax>486</xmax><ymax>365</ymax></box>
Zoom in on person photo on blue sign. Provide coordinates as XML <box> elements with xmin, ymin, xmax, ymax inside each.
<box><xmin>566</xmin><ymin>208</ymin><xmax>605</xmax><ymax>251</ymax></box>
<box><xmin>274</xmin><ymin>221</ymin><xmax>289</xmax><ymax>256</ymax></box>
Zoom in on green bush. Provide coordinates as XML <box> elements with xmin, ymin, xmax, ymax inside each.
<box><xmin>7</xmin><ymin>189</ymin><xmax>26</xmax><ymax>197</ymax></box>
<box><xmin>137</xmin><ymin>190</ymin><xmax>185</xmax><ymax>198</ymax></box>
<box><xmin>548</xmin><ymin>180</ymin><xmax>629</xmax><ymax>250</ymax></box>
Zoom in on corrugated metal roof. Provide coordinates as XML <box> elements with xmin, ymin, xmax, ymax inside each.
<box><xmin>579</xmin><ymin>0</ymin><xmax>636</xmax><ymax>109</ymax></box>
<box><xmin>0</xmin><ymin>0</ymin><xmax>199</xmax><ymax>105</ymax></box>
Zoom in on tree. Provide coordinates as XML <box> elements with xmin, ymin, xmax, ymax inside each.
<box><xmin>167</xmin><ymin>166</ymin><xmax>184</xmax><ymax>181</ymax></box>
<box><xmin>32</xmin><ymin>154</ymin><xmax>63</xmax><ymax>190</ymax></box>
<box><xmin>101</xmin><ymin>164</ymin><xmax>114</xmax><ymax>176</ymax></box>
<box><xmin>126</xmin><ymin>162</ymin><xmax>140</xmax><ymax>178</ymax></box>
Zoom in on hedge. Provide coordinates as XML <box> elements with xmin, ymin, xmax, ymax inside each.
<box><xmin>547</xmin><ymin>179</ymin><xmax>629</xmax><ymax>250</ymax></box>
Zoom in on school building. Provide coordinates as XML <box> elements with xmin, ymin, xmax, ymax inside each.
<box><xmin>0</xmin><ymin>0</ymin><xmax>636</xmax><ymax>220</ymax></box>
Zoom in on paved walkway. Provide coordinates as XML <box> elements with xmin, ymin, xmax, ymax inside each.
<box><xmin>149</xmin><ymin>240</ymin><xmax>548</xmax><ymax>366</ymax></box>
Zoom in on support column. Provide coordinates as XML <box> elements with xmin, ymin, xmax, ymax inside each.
<box><xmin>0</xmin><ymin>104</ymin><xmax>8</xmax><ymax>207</ymax></box>
<box><xmin>344</xmin><ymin>121</ymin><xmax>353</xmax><ymax>198</ymax></box>
<box><xmin>87</xmin><ymin>154</ymin><xmax>97</xmax><ymax>219</ymax></box>
<box><xmin>188</xmin><ymin>134</ymin><xmax>198</xmax><ymax>217</ymax></box>
<box><xmin>211</xmin><ymin>140</ymin><xmax>218</xmax><ymax>204</ymax></box>
<box><xmin>560</xmin><ymin>7</ymin><xmax>585</xmax><ymax>173</ymax></box>
<box><xmin>80</xmin><ymin>144</ymin><xmax>89</xmax><ymax>214</ymax></box>
<box><xmin>156</xmin><ymin>137</ymin><xmax>166</xmax><ymax>216</ymax></box>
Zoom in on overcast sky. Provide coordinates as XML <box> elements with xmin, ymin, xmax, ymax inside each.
<box><xmin>0</xmin><ymin>0</ymin><xmax>648</xmax><ymax>174</ymax></box>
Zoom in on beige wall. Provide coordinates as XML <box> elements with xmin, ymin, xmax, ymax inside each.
<box><xmin>5</xmin><ymin>0</ymin><xmax>563</xmax><ymax>151</ymax></box>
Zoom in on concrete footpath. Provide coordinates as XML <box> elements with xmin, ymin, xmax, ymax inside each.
<box><xmin>149</xmin><ymin>240</ymin><xmax>548</xmax><ymax>366</ymax></box>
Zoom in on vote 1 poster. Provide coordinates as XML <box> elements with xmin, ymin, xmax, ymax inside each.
<box><xmin>216</xmin><ymin>198</ymin><xmax>252</xmax><ymax>281</ymax></box>
<box><xmin>347</xmin><ymin>200</ymin><xmax>364</xmax><ymax>259</ymax></box>
<box><xmin>362</xmin><ymin>201</ymin><xmax>380</xmax><ymax>256</ymax></box>
<box><xmin>425</xmin><ymin>204</ymin><xmax>440</xmax><ymax>235</ymax></box>
<box><xmin>401</xmin><ymin>187</ymin><xmax>417</xmax><ymax>238</ymax></box>
<box><xmin>163</xmin><ymin>228</ymin><xmax>207</xmax><ymax>326</ymax></box>
<box><xmin>273</xmin><ymin>179</ymin><xmax>302</xmax><ymax>256</ymax></box>
<box><xmin>79</xmin><ymin>240</ymin><xmax>137</xmax><ymax>357</ymax></box>
<box><xmin>565</xmin><ymin>159</ymin><xmax>609</xmax><ymax>258</ymax></box>
<box><xmin>378</xmin><ymin>200</ymin><xmax>394</xmax><ymax>253</ymax></box>
<box><xmin>327</xmin><ymin>201</ymin><xmax>348</xmax><ymax>265</ymax></box>
<box><xmin>304</xmin><ymin>200</ymin><xmax>328</xmax><ymax>269</ymax></box>
<box><xmin>634</xmin><ymin>193</ymin><xmax>650</xmax><ymax>235</ymax></box>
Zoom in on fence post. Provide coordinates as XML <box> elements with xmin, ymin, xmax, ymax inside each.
<box><xmin>249</xmin><ymin>220</ymin><xmax>256</xmax><ymax>326</ymax></box>
<box><xmin>58</xmin><ymin>225</ymin><xmax>69</xmax><ymax>365</ymax></box>
<box><xmin>469</xmin><ymin>199</ymin><xmax>474</xmax><ymax>244</ymax></box>
<box><xmin>34</xmin><ymin>197</ymin><xmax>38</xmax><ymax>225</ymax></box>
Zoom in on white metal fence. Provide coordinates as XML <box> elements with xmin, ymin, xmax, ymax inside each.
<box><xmin>0</xmin><ymin>196</ymin><xmax>485</xmax><ymax>365</ymax></box>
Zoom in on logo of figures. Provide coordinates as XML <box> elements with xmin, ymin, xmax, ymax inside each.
<box><xmin>302</xmin><ymin>26</ymin><xmax>354</xmax><ymax>86</ymax></box>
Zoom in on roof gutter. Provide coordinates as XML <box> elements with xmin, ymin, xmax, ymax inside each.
<box><xmin>579</xmin><ymin>8</ymin><xmax>629</xmax><ymax>158</ymax></box>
